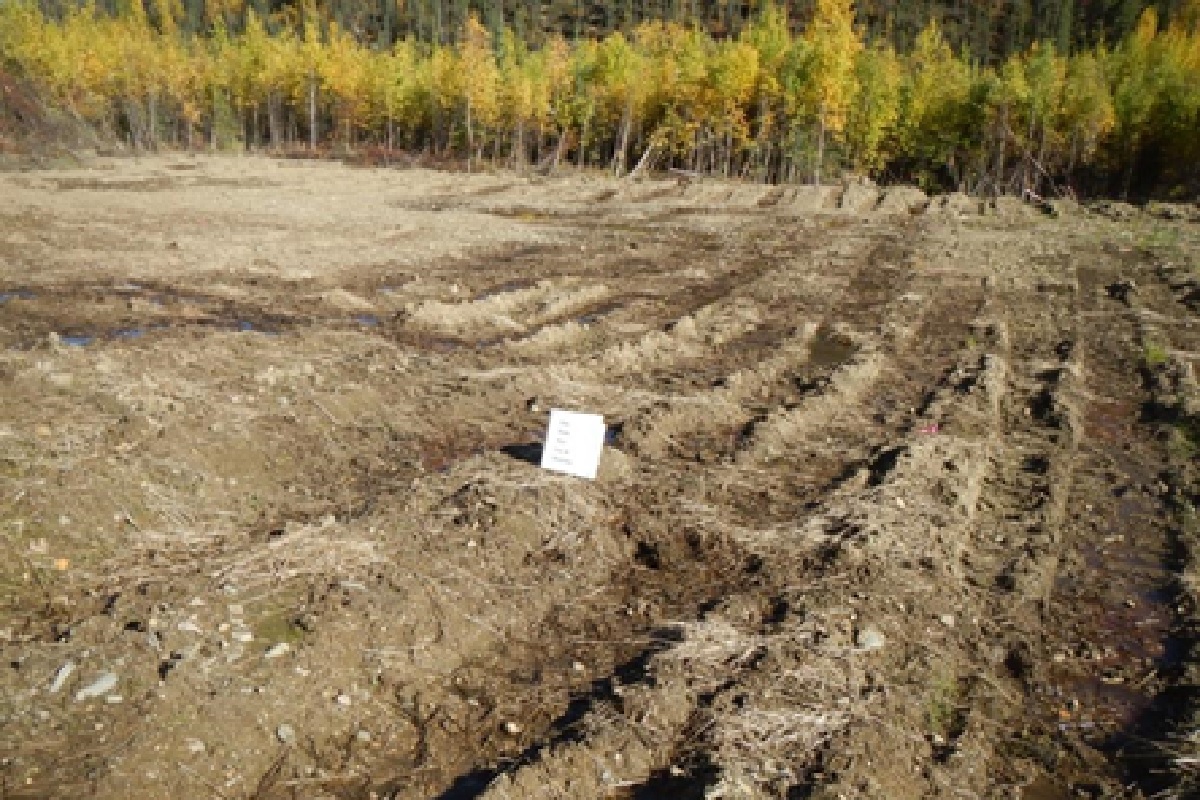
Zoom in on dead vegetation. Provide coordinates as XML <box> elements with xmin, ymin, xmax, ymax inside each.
<box><xmin>0</xmin><ymin>156</ymin><xmax>1197</xmax><ymax>799</ymax></box>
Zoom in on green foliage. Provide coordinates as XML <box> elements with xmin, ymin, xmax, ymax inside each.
<box><xmin>1143</xmin><ymin>340</ymin><xmax>1170</xmax><ymax>368</ymax></box>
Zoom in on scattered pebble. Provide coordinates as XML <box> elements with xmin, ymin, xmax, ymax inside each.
<box><xmin>355</xmin><ymin>729</ymin><xmax>372</xmax><ymax>743</ymax></box>
<box><xmin>75</xmin><ymin>672</ymin><xmax>118</xmax><ymax>702</ymax></box>
<box><xmin>48</xmin><ymin>662</ymin><xmax>75</xmax><ymax>694</ymax></box>
<box><xmin>232</xmin><ymin>631</ymin><xmax>254</xmax><ymax>643</ymax></box>
<box><xmin>264</xmin><ymin>643</ymin><xmax>291</xmax><ymax>659</ymax></box>
<box><xmin>939</xmin><ymin>614</ymin><xmax>956</xmax><ymax>628</ymax></box>
<box><xmin>504</xmin><ymin>721</ymin><xmax>522</xmax><ymax>735</ymax></box>
<box><xmin>185</xmin><ymin>739</ymin><xmax>206</xmax><ymax>754</ymax></box>
<box><xmin>105</xmin><ymin>695</ymin><xmax>123</xmax><ymax>705</ymax></box>
<box><xmin>855</xmin><ymin>626</ymin><xmax>886</xmax><ymax>651</ymax></box>
<box><xmin>335</xmin><ymin>693</ymin><xmax>352</xmax><ymax>707</ymax></box>
<box><xmin>894</xmin><ymin>497</ymin><xmax>906</xmax><ymax>509</ymax></box>
<box><xmin>276</xmin><ymin>724</ymin><xmax>296</xmax><ymax>744</ymax></box>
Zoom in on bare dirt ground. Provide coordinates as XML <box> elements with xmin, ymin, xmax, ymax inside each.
<box><xmin>1</xmin><ymin>155</ymin><xmax>1199</xmax><ymax>800</ymax></box>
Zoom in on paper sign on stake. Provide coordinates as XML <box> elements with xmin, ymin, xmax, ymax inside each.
<box><xmin>540</xmin><ymin>409</ymin><xmax>606</xmax><ymax>480</ymax></box>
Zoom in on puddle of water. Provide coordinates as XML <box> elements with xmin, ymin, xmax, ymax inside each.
<box><xmin>0</xmin><ymin>289</ymin><xmax>36</xmax><ymax>303</ymax></box>
<box><xmin>574</xmin><ymin>300</ymin><xmax>625</xmax><ymax>326</ymax></box>
<box><xmin>354</xmin><ymin>314</ymin><xmax>380</xmax><ymax>327</ymax></box>
<box><xmin>114</xmin><ymin>328</ymin><xmax>144</xmax><ymax>339</ymax></box>
<box><xmin>61</xmin><ymin>334</ymin><xmax>93</xmax><ymax>347</ymax></box>
<box><xmin>1021</xmin><ymin>774</ymin><xmax>1070</xmax><ymax>800</ymax></box>
<box><xmin>474</xmin><ymin>279</ymin><xmax>536</xmax><ymax>301</ymax></box>
<box><xmin>809</xmin><ymin>327</ymin><xmax>856</xmax><ymax>367</ymax></box>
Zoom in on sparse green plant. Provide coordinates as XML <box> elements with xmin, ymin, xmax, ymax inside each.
<box><xmin>926</xmin><ymin>671</ymin><xmax>960</xmax><ymax>735</ymax></box>
<box><xmin>1168</xmin><ymin>415</ymin><xmax>1200</xmax><ymax>459</ymax></box>
<box><xmin>1138</xmin><ymin>222</ymin><xmax>1182</xmax><ymax>251</ymax></box>
<box><xmin>1144</xmin><ymin>340</ymin><xmax>1170</xmax><ymax>368</ymax></box>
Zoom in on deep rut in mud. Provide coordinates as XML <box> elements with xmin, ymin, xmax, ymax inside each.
<box><xmin>1</xmin><ymin>158</ymin><xmax>1197</xmax><ymax>800</ymax></box>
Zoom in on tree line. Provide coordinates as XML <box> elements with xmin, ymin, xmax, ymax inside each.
<box><xmin>1</xmin><ymin>0</ymin><xmax>1197</xmax><ymax>196</ymax></box>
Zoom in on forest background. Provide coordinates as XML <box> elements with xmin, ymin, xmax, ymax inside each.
<box><xmin>0</xmin><ymin>0</ymin><xmax>1197</xmax><ymax>198</ymax></box>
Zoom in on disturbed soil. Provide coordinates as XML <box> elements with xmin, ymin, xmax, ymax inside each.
<box><xmin>1</xmin><ymin>156</ymin><xmax>1199</xmax><ymax>799</ymax></box>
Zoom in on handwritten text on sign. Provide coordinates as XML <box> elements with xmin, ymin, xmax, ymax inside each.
<box><xmin>540</xmin><ymin>409</ymin><xmax>606</xmax><ymax>480</ymax></box>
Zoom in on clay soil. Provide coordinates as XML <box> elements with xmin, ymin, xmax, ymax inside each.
<box><xmin>1</xmin><ymin>156</ymin><xmax>1199</xmax><ymax>800</ymax></box>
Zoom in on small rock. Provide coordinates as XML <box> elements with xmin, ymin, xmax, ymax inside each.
<box><xmin>105</xmin><ymin>695</ymin><xmax>123</xmax><ymax>704</ymax></box>
<box><xmin>504</xmin><ymin>721</ymin><xmax>522</xmax><ymax>735</ymax></box>
<box><xmin>335</xmin><ymin>693</ymin><xmax>352</xmax><ymax>707</ymax></box>
<box><xmin>232</xmin><ymin>630</ymin><xmax>253</xmax><ymax>643</ymax></box>
<box><xmin>185</xmin><ymin>738</ymin><xmax>206</xmax><ymax>754</ymax></box>
<box><xmin>276</xmin><ymin>724</ymin><xmax>296</xmax><ymax>744</ymax></box>
<box><xmin>895</xmin><ymin>497</ymin><xmax>906</xmax><ymax>509</ymax></box>
<box><xmin>177</xmin><ymin>620</ymin><xmax>202</xmax><ymax>634</ymax></box>
<box><xmin>1124</xmin><ymin>599</ymin><xmax>1137</xmax><ymax>608</ymax></box>
<box><xmin>571</xmin><ymin>661</ymin><xmax>586</xmax><ymax>673</ymax></box>
<box><xmin>855</xmin><ymin>626</ymin><xmax>886</xmax><ymax>651</ymax></box>
<box><xmin>48</xmin><ymin>662</ymin><xmax>75</xmax><ymax>694</ymax></box>
<box><xmin>355</xmin><ymin>729</ymin><xmax>372</xmax><ymax>743</ymax></box>
<box><xmin>264</xmin><ymin>643</ymin><xmax>291</xmax><ymax>660</ymax></box>
<box><xmin>939</xmin><ymin>614</ymin><xmax>955</xmax><ymax>628</ymax></box>
<box><xmin>75</xmin><ymin>672</ymin><xmax>118</xmax><ymax>702</ymax></box>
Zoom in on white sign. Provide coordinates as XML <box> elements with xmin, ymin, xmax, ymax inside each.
<box><xmin>540</xmin><ymin>409</ymin><xmax>606</xmax><ymax>480</ymax></box>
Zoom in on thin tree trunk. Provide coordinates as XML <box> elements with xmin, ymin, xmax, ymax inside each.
<box><xmin>814</xmin><ymin>115</ymin><xmax>826</xmax><ymax>186</ymax></box>
<box><xmin>210</xmin><ymin>87</ymin><xmax>218</xmax><ymax>150</ymax></box>
<box><xmin>147</xmin><ymin>93</ymin><xmax>157</xmax><ymax>150</ymax></box>
<box><xmin>612</xmin><ymin>101</ymin><xmax>632</xmax><ymax>175</ymax></box>
<box><xmin>513</xmin><ymin>119</ymin><xmax>525</xmax><ymax>170</ymax></box>
<box><xmin>992</xmin><ymin>109</ymin><xmax>1007</xmax><ymax>195</ymax></box>
<box><xmin>548</xmin><ymin>127</ymin><xmax>567</xmax><ymax>173</ymax></box>
<box><xmin>308</xmin><ymin>73</ymin><xmax>318</xmax><ymax>151</ymax></box>
<box><xmin>578</xmin><ymin>117</ymin><xmax>589</xmax><ymax>170</ymax></box>
<box><xmin>626</xmin><ymin>139</ymin><xmax>656</xmax><ymax>180</ymax></box>
<box><xmin>466</xmin><ymin>97</ymin><xmax>474</xmax><ymax>172</ymax></box>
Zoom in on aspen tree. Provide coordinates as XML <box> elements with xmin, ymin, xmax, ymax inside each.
<box><xmin>803</xmin><ymin>0</ymin><xmax>862</xmax><ymax>184</ymax></box>
<box><xmin>320</xmin><ymin>22</ymin><xmax>370</xmax><ymax>148</ymax></box>
<box><xmin>709</xmin><ymin>38</ymin><xmax>759</xmax><ymax>175</ymax></box>
<box><xmin>741</xmin><ymin>2</ymin><xmax>791</xmax><ymax>179</ymax></box>
<box><xmin>900</xmin><ymin>20</ymin><xmax>974</xmax><ymax>189</ymax></box>
<box><xmin>458</xmin><ymin>13</ymin><xmax>500</xmax><ymax>169</ymax></box>
<box><xmin>845</xmin><ymin>42</ymin><xmax>901</xmax><ymax>174</ymax></box>
<box><xmin>594</xmin><ymin>31</ymin><xmax>643</xmax><ymax>174</ymax></box>
<box><xmin>1110</xmin><ymin>9</ymin><xmax>1161</xmax><ymax>196</ymax></box>
<box><xmin>1060</xmin><ymin>50</ymin><xmax>1114</xmax><ymax>178</ymax></box>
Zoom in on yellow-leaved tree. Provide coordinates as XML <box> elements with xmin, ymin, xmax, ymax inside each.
<box><xmin>803</xmin><ymin>0</ymin><xmax>862</xmax><ymax>184</ymax></box>
<box><xmin>458</xmin><ymin>14</ymin><xmax>500</xmax><ymax>169</ymax></box>
<box><xmin>845</xmin><ymin>42</ymin><xmax>901</xmax><ymax>175</ymax></box>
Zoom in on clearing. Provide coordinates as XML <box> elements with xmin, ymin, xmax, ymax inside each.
<box><xmin>1</xmin><ymin>156</ymin><xmax>1198</xmax><ymax>799</ymax></box>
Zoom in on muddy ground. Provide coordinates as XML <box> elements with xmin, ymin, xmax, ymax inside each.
<box><xmin>1</xmin><ymin>156</ymin><xmax>1198</xmax><ymax>799</ymax></box>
